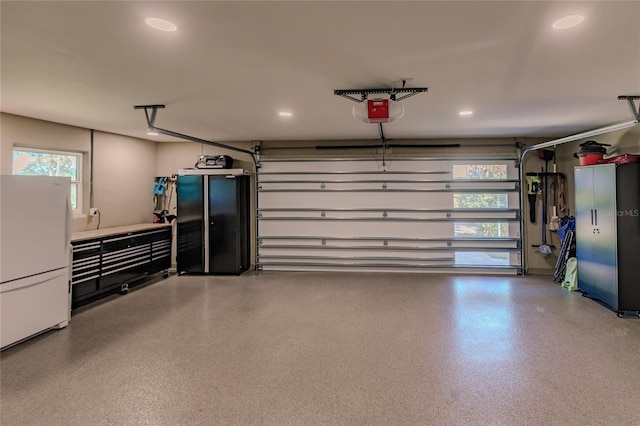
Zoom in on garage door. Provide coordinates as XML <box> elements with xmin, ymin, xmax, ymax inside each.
<box><xmin>257</xmin><ymin>157</ymin><xmax>522</xmax><ymax>274</ymax></box>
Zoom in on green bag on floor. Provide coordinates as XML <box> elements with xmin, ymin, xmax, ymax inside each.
<box><xmin>562</xmin><ymin>257</ymin><xmax>578</xmax><ymax>291</ymax></box>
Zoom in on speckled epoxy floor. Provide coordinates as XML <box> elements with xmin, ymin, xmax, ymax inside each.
<box><xmin>1</xmin><ymin>271</ymin><xmax>640</xmax><ymax>425</ymax></box>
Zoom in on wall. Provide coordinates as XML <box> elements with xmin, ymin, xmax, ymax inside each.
<box><xmin>1</xmin><ymin>113</ymin><xmax>157</xmax><ymax>232</ymax></box>
<box><xmin>157</xmin><ymin>138</ymin><xmax>521</xmax><ymax>270</ymax></box>
<box><xmin>156</xmin><ymin>141</ymin><xmax>255</xmax><ymax>268</ymax></box>
<box><xmin>522</xmin><ymin>124</ymin><xmax>640</xmax><ymax>274</ymax></box>
<box><xmin>91</xmin><ymin>131</ymin><xmax>158</xmax><ymax>229</ymax></box>
<box><xmin>6</xmin><ymin>111</ymin><xmax>636</xmax><ymax>271</ymax></box>
<box><xmin>555</xmin><ymin>124</ymin><xmax>640</xmax><ymax>216</ymax></box>
<box><xmin>179</xmin><ymin>133</ymin><xmax>637</xmax><ymax>276</ymax></box>
<box><xmin>519</xmin><ymin>138</ymin><xmax>559</xmax><ymax>274</ymax></box>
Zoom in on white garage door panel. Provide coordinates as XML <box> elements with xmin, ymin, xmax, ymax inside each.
<box><xmin>259</xmin><ymin>209</ymin><xmax>517</xmax><ymax>221</ymax></box>
<box><xmin>259</xmin><ymin>221</ymin><xmax>454</xmax><ymax>239</ymax></box>
<box><xmin>257</xmin><ymin>157</ymin><xmax>522</xmax><ymax>273</ymax></box>
<box><xmin>259</xmin><ymin>181</ymin><xmax>515</xmax><ymax>192</ymax></box>
<box><xmin>259</xmin><ymin>159</ymin><xmax>451</xmax><ymax>174</ymax></box>
<box><xmin>259</xmin><ymin>238</ymin><xmax>518</xmax><ymax>250</ymax></box>
<box><xmin>259</xmin><ymin>192</ymin><xmax>454</xmax><ymax>210</ymax></box>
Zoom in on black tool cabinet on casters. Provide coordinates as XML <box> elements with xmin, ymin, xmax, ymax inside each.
<box><xmin>176</xmin><ymin>168</ymin><xmax>251</xmax><ymax>275</ymax></box>
<box><xmin>70</xmin><ymin>224</ymin><xmax>172</xmax><ymax>308</ymax></box>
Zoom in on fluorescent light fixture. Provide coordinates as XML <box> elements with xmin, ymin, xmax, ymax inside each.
<box><xmin>147</xmin><ymin>131</ymin><xmax>159</xmax><ymax>136</ymax></box>
<box><xmin>458</xmin><ymin>110</ymin><xmax>473</xmax><ymax>116</ymax></box>
<box><xmin>553</xmin><ymin>15</ymin><xmax>584</xmax><ymax>30</ymax></box>
<box><xmin>278</xmin><ymin>112</ymin><xmax>293</xmax><ymax>117</ymax></box>
<box><xmin>145</xmin><ymin>18</ymin><xmax>177</xmax><ymax>32</ymax></box>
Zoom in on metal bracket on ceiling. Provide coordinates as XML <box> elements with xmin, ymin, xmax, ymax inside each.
<box><xmin>133</xmin><ymin>104</ymin><xmax>256</xmax><ymax>159</ymax></box>
<box><xmin>618</xmin><ymin>95</ymin><xmax>640</xmax><ymax>122</ymax></box>
<box><xmin>333</xmin><ymin>87</ymin><xmax>428</xmax><ymax>103</ymax></box>
<box><xmin>133</xmin><ymin>104</ymin><xmax>165</xmax><ymax>129</ymax></box>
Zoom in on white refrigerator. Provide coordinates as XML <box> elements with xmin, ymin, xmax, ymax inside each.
<box><xmin>0</xmin><ymin>175</ymin><xmax>72</xmax><ymax>349</ymax></box>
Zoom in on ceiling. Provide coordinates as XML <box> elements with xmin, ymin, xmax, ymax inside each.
<box><xmin>2</xmin><ymin>1</ymin><xmax>639</xmax><ymax>143</ymax></box>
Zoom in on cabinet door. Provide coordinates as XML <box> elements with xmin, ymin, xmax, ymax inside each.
<box><xmin>591</xmin><ymin>165</ymin><xmax>618</xmax><ymax>307</ymax></box>
<box><xmin>209</xmin><ymin>176</ymin><xmax>240</xmax><ymax>274</ymax></box>
<box><xmin>592</xmin><ymin>165</ymin><xmax>618</xmax><ymax>266</ymax></box>
<box><xmin>575</xmin><ymin>167</ymin><xmax>598</xmax><ymax>292</ymax></box>
<box><xmin>177</xmin><ymin>175</ymin><xmax>205</xmax><ymax>274</ymax></box>
<box><xmin>575</xmin><ymin>165</ymin><xmax>619</xmax><ymax>310</ymax></box>
<box><xmin>575</xmin><ymin>166</ymin><xmax>595</xmax><ymax>260</ymax></box>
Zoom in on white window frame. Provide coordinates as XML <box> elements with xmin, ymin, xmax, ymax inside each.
<box><xmin>12</xmin><ymin>147</ymin><xmax>83</xmax><ymax>215</ymax></box>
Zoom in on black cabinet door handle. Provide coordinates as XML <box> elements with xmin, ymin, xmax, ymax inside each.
<box><xmin>594</xmin><ymin>209</ymin><xmax>598</xmax><ymax>226</ymax></box>
<box><xmin>591</xmin><ymin>209</ymin><xmax>594</xmax><ymax>225</ymax></box>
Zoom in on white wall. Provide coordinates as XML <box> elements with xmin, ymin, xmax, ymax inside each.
<box><xmin>523</xmin><ymin>125</ymin><xmax>640</xmax><ymax>274</ymax></box>
<box><xmin>556</xmin><ymin>124</ymin><xmax>640</xmax><ymax>219</ymax></box>
<box><xmin>91</xmin><ymin>131</ymin><xmax>157</xmax><ymax>229</ymax></box>
<box><xmin>1</xmin><ymin>113</ymin><xmax>157</xmax><ymax>232</ymax></box>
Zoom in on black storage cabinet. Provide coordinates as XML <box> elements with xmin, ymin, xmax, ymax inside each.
<box><xmin>176</xmin><ymin>169</ymin><xmax>250</xmax><ymax>275</ymax></box>
<box><xmin>71</xmin><ymin>225</ymin><xmax>172</xmax><ymax>308</ymax></box>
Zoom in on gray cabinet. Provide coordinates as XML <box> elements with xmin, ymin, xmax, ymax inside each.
<box><xmin>575</xmin><ymin>163</ymin><xmax>640</xmax><ymax>315</ymax></box>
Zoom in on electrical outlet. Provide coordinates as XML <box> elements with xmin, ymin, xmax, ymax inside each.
<box><xmin>89</xmin><ymin>208</ymin><xmax>99</xmax><ymax>216</ymax></box>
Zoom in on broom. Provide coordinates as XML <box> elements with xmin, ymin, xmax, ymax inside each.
<box><xmin>549</xmin><ymin>150</ymin><xmax>561</xmax><ymax>231</ymax></box>
<box><xmin>539</xmin><ymin>166</ymin><xmax>552</xmax><ymax>255</ymax></box>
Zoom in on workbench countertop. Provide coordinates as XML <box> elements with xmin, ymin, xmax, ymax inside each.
<box><xmin>71</xmin><ymin>223</ymin><xmax>172</xmax><ymax>243</ymax></box>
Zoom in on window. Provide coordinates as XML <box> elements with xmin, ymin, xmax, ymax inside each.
<box><xmin>12</xmin><ymin>148</ymin><xmax>83</xmax><ymax>213</ymax></box>
<box><xmin>453</xmin><ymin>164</ymin><xmax>507</xmax><ymax>180</ymax></box>
<box><xmin>453</xmin><ymin>163</ymin><xmax>511</xmax><ymax>266</ymax></box>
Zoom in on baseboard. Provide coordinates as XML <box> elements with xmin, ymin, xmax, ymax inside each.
<box><xmin>527</xmin><ymin>268</ymin><xmax>554</xmax><ymax>276</ymax></box>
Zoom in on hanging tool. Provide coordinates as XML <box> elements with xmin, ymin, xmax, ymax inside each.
<box><xmin>153</xmin><ymin>177</ymin><xmax>166</xmax><ymax>215</ymax></box>
<box><xmin>525</xmin><ymin>174</ymin><xmax>541</xmax><ymax>223</ymax></box>
<box><xmin>153</xmin><ymin>176</ymin><xmax>176</xmax><ymax>223</ymax></box>
<box><xmin>164</xmin><ymin>176</ymin><xmax>177</xmax><ymax>223</ymax></box>
<box><xmin>557</xmin><ymin>172</ymin><xmax>566</xmax><ymax>213</ymax></box>
<box><xmin>538</xmin><ymin>166</ymin><xmax>552</xmax><ymax>255</ymax></box>
<box><xmin>537</xmin><ymin>150</ymin><xmax>554</xmax><ymax>255</ymax></box>
<box><xmin>549</xmin><ymin>150</ymin><xmax>561</xmax><ymax>231</ymax></box>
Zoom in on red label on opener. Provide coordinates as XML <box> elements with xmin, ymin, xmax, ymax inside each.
<box><xmin>367</xmin><ymin>99</ymin><xmax>389</xmax><ymax>122</ymax></box>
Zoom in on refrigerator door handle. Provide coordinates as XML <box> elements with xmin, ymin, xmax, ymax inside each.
<box><xmin>65</xmin><ymin>195</ymin><xmax>72</xmax><ymax>258</ymax></box>
<box><xmin>591</xmin><ymin>209</ymin><xmax>594</xmax><ymax>225</ymax></box>
<box><xmin>594</xmin><ymin>209</ymin><xmax>597</xmax><ymax>226</ymax></box>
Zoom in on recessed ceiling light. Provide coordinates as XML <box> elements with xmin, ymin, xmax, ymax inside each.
<box><xmin>553</xmin><ymin>15</ymin><xmax>584</xmax><ymax>30</ymax></box>
<box><xmin>147</xmin><ymin>131</ymin><xmax>159</xmax><ymax>136</ymax></box>
<box><xmin>145</xmin><ymin>18</ymin><xmax>177</xmax><ymax>32</ymax></box>
<box><xmin>458</xmin><ymin>110</ymin><xmax>473</xmax><ymax>116</ymax></box>
<box><xmin>278</xmin><ymin>112</ymin><xmax>293</xmax><ymax>117</ymax></box>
